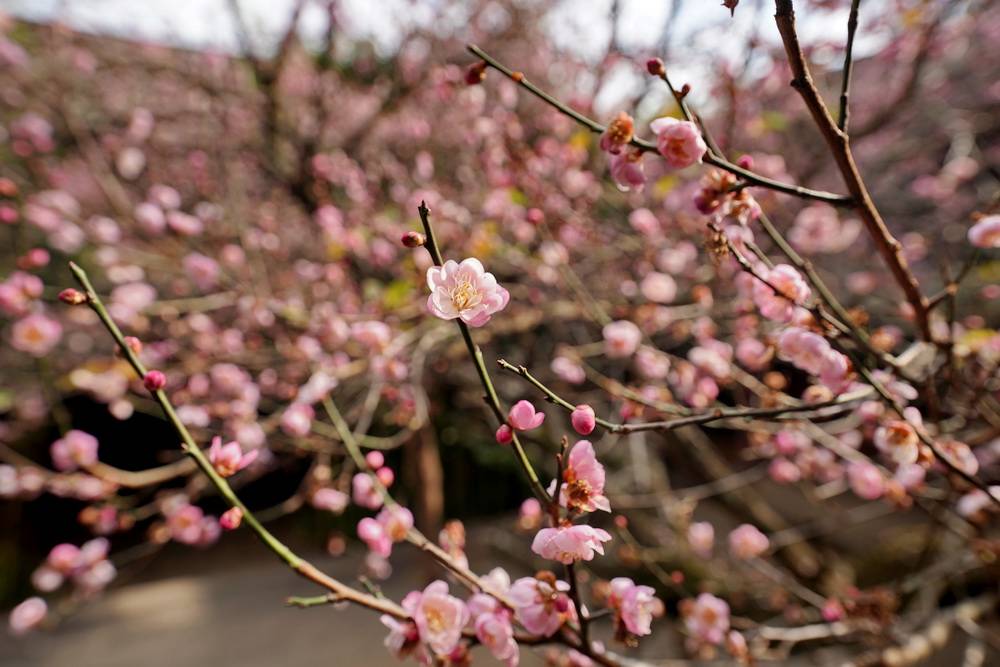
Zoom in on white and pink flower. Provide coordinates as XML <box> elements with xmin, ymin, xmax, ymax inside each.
<box><xmin>426</xmin><ymin>258</ymin><xmax>509</xmax><ymax>327</ymax></box>
<box><xmin>608</xmin><ymin>577</ymin><xmax>659</xmax><ymax>637</ymax></box>
<box><xmin>531</xmin><ymin>524</ymin><xmax>612</xmax><ymax>564</ymax></box>
<box><xmin>650</xmin><ymin>117</ymin><xmax>707</xmax><ymax>169</ymax></box>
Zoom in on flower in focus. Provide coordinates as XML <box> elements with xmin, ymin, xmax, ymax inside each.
<box><xmin>600</xmin><ymin>111</ymin><xmax>634</xmax><ymax>154</ymax></box>
<box><xmin>410</xmin><ymin>580</ymin><xmax>469</xmax><ymax>658</ymax></box>
<box><xmin>531</xmin><ymin>524</ymin><xmax>612</xmax><ymax>563</ymax></box>
<box><xmin>426</xmin><ymin>258</ymin><xmax>509</xmax><ymax>327</ymax></box>
<box><xmin>728</xmin><ymin>523</ymin><xmax>768</xmax><ymax>559</ymax></box>
<box><xmin>508</xmin><ymin>400</ymin><xmax>546</xmax><ymax>431</ymax></box>
<box><xmin>603</xmin><ymin>320</ymin><xmax>641</xmax><ymax>358</ymax></box>
<box><xmin>9</xmin><ymin>597</ymin><xmax>47</xmax><ymax>636</ymax></box>
<box><xmin>968</xmin><ymin>215</ymin><xmax>1000</xmax><ymax>248</ymax></box>
<box><xmin>495</xmin><ymin>424</ymin><xmax>513</xmax><ymax>444</ymax></box>
<box><xmin>570</xmin><ymin>405</ymin><xmax>596</xmax><ymax>435</ymax></box>
<box><xmin>650</xmin><ymin>117</ymin><xmax>707</xmax><ymax>169</ymax></box>
<box><xmin>508</xmin><ymin>573</ymin><xmax>576</xmax><ymax>637</ymax></box>
<box><xmin>608</xmin><ymin>577</ymin><xmax>659</xmax><ymax>638</ymax></box>
<box><xmin>551</xmin><ymin>440</ymin><xmax>610</xmax><ymax>513</ymax></box>
<box><xmin>208</xmin><ymin>436</ymin><xmax>258</xmax><ymax>477</ymax></box>
<box><xmin>10</xmin><ymin>312</ymin><xmax>62</xmax><ymax>357</ymax></box>
<box><xmin>682</xmin><ymin>592</ymin><xmax>730</xmax><ymax>648</ymax></box>
<box><xmin>50</xmin><ymin>430</ymin><xmax>99</xmax><ymax>472</ymax></box>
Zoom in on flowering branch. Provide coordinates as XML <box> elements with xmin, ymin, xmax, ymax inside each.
<box><xmin>66</xmin><ymin>262</ymin><xmax>408</xmax><ymax>620</ymax></box>
<box><xmin>465</xmin><ymin>44</ymin><xmax>854</xmax><ymax>207</ymax></box>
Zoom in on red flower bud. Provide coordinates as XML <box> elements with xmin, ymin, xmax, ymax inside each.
<box><xmin>401</xmin><ymin>231</ymin><xmax>426</xmax><ymax>248</ymax></box>
<box><xmin>58</xmin><ymin>288</ymin><xmax>87</xmax><ymax>305</ymax></box>
<box><xmin>465</xmin><ymin>61</ymin><xmax>487</xmax><ymax>85</ymax></box>
<box><xmin>646</xmin><ymin>58</ymin><xmax>665</xmax><ymax>77</ymax></box>
<box><xmin>143</xmin><ymin>370</ymin><xmax>167</xmax><ymax>392</ymax></box>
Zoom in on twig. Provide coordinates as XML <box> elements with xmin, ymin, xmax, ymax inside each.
<box><xmin>838</xmin><ymin>0</ymin><xmax>862</xmax><ymax>132</ymax></box>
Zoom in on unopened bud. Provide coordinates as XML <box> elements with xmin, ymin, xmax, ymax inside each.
<box><xmin>679</xmin><ymin>83</ymin><xmax>691</xmax><ymax>97</ymax></box>
<box><xmin>143</xmin><ymin>370</ymin><xmax>167</xmax><ymax>392</ymax></box>
<box><xmin>220</xmin><ymin>507</ymin><xmax>243</xmax><ymax>531</ymax></box>
<box><xmin>737</xmin><ymin>155</ymin><xmax>754</xmax><ymax>169</ymax></box>
<box><xmin>58</xmin><ymin>288</ymin><xmax>87</xmax><ymax>305</ymax></box>
<box><xmin>123</xmin><ymin>336</ymin><xmax>143</xmax><ymax>356</ymax></box>
<box><xmin>465</xmin><ymin>60</ymin><xmax>487</xmax><ymax>85</ymax></box>
<box><xmin>401</xmin><ymin>231</ymin><xmax>426</xmax><ymax>248</ymax></box>
<box><xmin>646</xmin><ymin>58</ymin><xmax>665</xmax><ymax>77</ymax></box>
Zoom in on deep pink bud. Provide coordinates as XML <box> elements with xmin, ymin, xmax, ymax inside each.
<box><xmin>401</xmin><ymin>231</ymin><xmax>426</xmax><ymax>248</ymax></box>
<box><xmin>143</xmin><ymin>370</ymin><xmax>167</xmax><ymax>392</ymax></box>
<box><xmin>646</xmin><ymin>58</ymin><xmax>665</xmax><ymax>76</ymax></box>
<box><xmin>466</xmin><ymin>61</ymin><xmax>487</xmax><ymax>85</ymax></box>
<box><xmin>570</xmin><ymin>405</ymin><xmax>596</xmax><ymax>435</ymax></box>
<box><xmin>219</xmin><ymin>507</ymin><xmax>243</xmax><ymax>531</ymax></box>
<box><xmin>58</xmin><ymin>288</ymin><xmax>87</xmax><ymax>305</ymax></box>
<box><xmin>736</xmin><ymin>155</ymin><xmax>754</xmax><ymax>169</ymax></box>
<box><xmin>495</xmin><ymin>424</ymin><xmax>513</xmax><ymax>444</ymax></box>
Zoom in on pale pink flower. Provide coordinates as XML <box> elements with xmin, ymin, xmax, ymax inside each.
<box><xmin>11</xmin><ymin>312</ymin><xmax>62</xmax><ymax>357</ymax></box>
<box><xmin>599</xmin><ymin>111</ymin><xmax>634</xmax><ymax>154</ymax></box>
<box><xmin>938</xmin><ymin>439</ymin><xmax>979</xmax><ymax>476</ymax></box>
<box><xmin>874</xmin><ymin>416</ymin><xmax>920</xmax><ymax>465</ymax></box>
<box><xmin>208</xmin><ymin>436</ymin><xmax>257</xmax><ymax>477</ymax></box>
<box><xmin>894</xmin><ymin>463</ymin><xmax>926</xmax><ymax>491</ymax></box>
<box><xmin>769</xmin><ymin>458</ymin><xmax>802</xmax><ymax>484</ymax></box>
<box><xmin>688</xmin><ymin>521</ymin><xmax>714</xmax><ymax>557</ymax></box>
<box><xmin>508</xmin><ymin>400</ymin><xmax>545</xmax><ymax>431</ymax></box>
<box><xmin>311</xmin><ymin>487</ymin><xmax>349</xmax><ymax>514</ymax></box>
<box><xmin>753</xmin><ymin>264</ymin><xmax>810</xmax><ymax>322</ymax></box>
<box><xmin>728</xmin><ymin>524</ymin><xmax>769</xmax><ymax>559</ymax></box>
<box><xmin>636</xmin><ymin>346</ymin><xmax>671</xmax><ymax>379</ymax></box>
<box><xmin>508</xmin><ymin>575</ymin><xmax>576</xmax><ymax>637</ymax></box>
<box><xmin>609</xmin><ymin>577</ymin><xmax>658</xmax><ymax>636</ymax></box>
<box><xmin>789</xmin><ymin>205</ymin><xmax>861</xmax><ymax>254</ymax></box>
<box><xmin>571</xmin><ymin>405</ymin><xmax>596</xmax><ymax>436</ymax></box>
<box><xmin>531</xmin><ymin>524</ymin><xmax>612</xmax><ymax>564</ymax></box>
<box><xmin>551</xmin><ymin>355</ymin><xmax>585</xmax><ymax>384</ymax></box>
<box><xmin>134</xmin><ymin>202</ymin><xmax>165</xmax><ymax>234</ymax></box>
<box><xmin>603</xmin><ymin>320</ymin><xmax>641</xmax><ymax>358</ymax></box>
<box><xmin>358</xmin><ymin>517</ymin><xmax>392</xmax><ymax>557</ymax></box>
<box><xmin>280</xmin><ymin>403</ymin><xmax>314</xmax><ymax>438</ymax></box>
<box><xmin>166</xmin><ymin>211</ymin><xmax>203</xmax><ymax>236</ymax></box>
<box><xmin>351</xmin><ymin>321</ymin><xmax>392</xmax><ymax>350</ymax></box>
<box><xmin>50</xmin><ymin>430</ymin><xmax>98</xmax><ymax>472</ymax></box>
<box><xmin>352</xmin><ymin>472</ymin><xmax>383</xmax><ymax>510</ymax></box>
<box><xmin>551</xmin><ymin>440</ymin><xmax>610</xmax><ymax>513</ymax></box>
<box><xmin>378</xmin><ymin>505</ymin><xmax>414</xmax><ymax>542</ymax></box>
<box><xmin>474</xmin><ymin>613</ymin><xmax>519</xmax><ymax>666</ymax></box>
<box><xmin>968</xmin><ymin>215</ymin><xmax>1000</xmax><ymax>248</ymax></box>
<box><xmin>426</xmin><ymin>258</ymin><xmax>509</xmax><ymax>327</ymax></box>
<box><xmin>650</xmin><ymin>117</ymin><xmax>707</xmax><ymax>169</ymax></box>
<box><xmin>47</xmin><ymin>543</ymin><xmax>83</xmax><ymax>574</ymax></box>
<box><xmin>166</xmin><ymin>504</ymin><xmax>218</xmax><ymax>546</ymax></box>
<box><xmin>9</xmin><ymin>597</ymin><xmax>47</xmax><ymax>635</ymax></box>
<box><xmin>957</xmin><ymin>486</ymin><xmax>1000</xmax><ymax>518</ymax></box>
<box><xmin>182</xmin><ymin>253</ymin><xmax>220</xmax><ymax>291</ymax></box>
<box><xmin>380</xmin><ymin>614</ymin><xmax>419</xmax><ymax>659</ymax></box>
<box><xmin>519</xmin><ymin>498</ymin><xmax>543</xmax><ymax>529</ymax></box>
<box><xmin>609</xmin><ymin>150</ymin><xmax>645</xmax><ymax>192</ymax></box>
<box><xmin>848</xmin><ymin>461</ymin><xmax>885</xmax><ymax>500</ymax></box>
<box><xmin>683</xmin><ymin>593</ymin><xmax>730</xmax><ymax>647</ymax></box>
<box><xmin>640</xmin><ymin>272</ymin><xmax>677</xmax><ymax>304</ymax></box>
<box><xmin>411</xmin><ymin>580</ymin><xmax>469</xmax><ymax>657</ymax></box>
<box><xmin>776</xmin><ymin>327</ymin><xmax>851</xmax><ymax>391</ymax></box>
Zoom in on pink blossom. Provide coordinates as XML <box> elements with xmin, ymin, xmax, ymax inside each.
<box><xmin>166</xmin><ymin>504</ymin><xmax>218</xmax><ymax>547</ymax></box>
<box><xmin>571</xmin><ymin>405</ymin><xmax>596</xmax><ymax>435</ymax></box>
<box><xmin>352</xmin><ymin>472</ymin><xmax>383</xmax><ymax>510</ymax></box>
<box><xmin>640</xmin><ymin>272</ymin><xmax>677</xmax><ymax>304</ymax></box>
<box><xmin>10</xmin><ymin>312</ymin><xmax>62</xmax><ymax>357</ymax></box>
<box><xmin>938</xmin><ymin>439</ymin><xmax>979</xmax><ymax>476</ymax></box>
<box><xmin>9</xmin><ymin>597</ymin><xmax>47</xmax><ymax>636</ymax></box>
<box><xmin>776</xmin><ymin>327</ymin><xmax>851</xmax><ymax>391</ymax></box>
<box><xmin>683</xmin><ymin>593</ymin><xmax>730</xmax><ymax>647</ymax></box>
<box><xmin>508</xmin><ymin>400</ymin><xmax>546</xmax><ymax>431</ymax></box>
<box><xmin>311</xmin><ymin>487</ymin><xmax>349</xmax><ymax>514</ymax></box>
<box><xmin>208</xmin><ymin>436</ymin><xmax>258</xmax><ymax>477</ymax></box>
<box><xmin>376</xmin><ymin>466</ymin><xmax>395</xmax><ymax>488</ymax></box>
<box><xmin>365</xmin><ymin>451</ymin><xmax>385</xmax><ymax>469</ymax></box>
<box><xmin>873</xmin><ymin>415</ymin><xmax>920</xmax><ymax>465</ymax></box>
<box><xmin>753</xmin><ymin>264</ymin><xmax>810</xmax><ymax>322</ymax></box>
<box><xmin>351</xmin><ymin>321</ymin><xmax>391</xmax><ymax>350</ymax></box>
<box><xmin>789</xmin><ymin>205</ymin><xmax>861</xmax><ymax>254</ymax></box>
<box><xmin>957</xmin><ymin>486</ymin><xmax>1000</xmax><ymax>518</ymax></box>
<box><xmin>650</xmin><ymin>117</ymin><xmax>707</xmax><ymax>169</ymax></box>
<box><xmin>508</xmin><ymin>575</ymin><xmax>576</xmax><ymax>636</ymax></box>
<box><xmin>182</xmin><ymin>253</ymin><xmax>220</xmax><ymax>290</ymax></box>
<box><xmin>609</xmin><ymin>577</ymin><xmax>659</xmax><ymax>636</ymax></box>
<box><xmin>519</xmin><ymin>498</ymin><xmax>543</xmax><ymax>528</ymax></box>
<box><xmin>166</xmin><ymin>211</ymin><xmax>203</xmax><ymax>236</ymax></box>
<box><xmin>603</xmin><ymin>320</ymin><xmax>641</xmax><ymax>358</ymax></box>
<box><xmin>134</xmin><ymin>202</ymin><xmax>165</xmax><ymax>234</ymax></box>
<box><xmin>426</xmin><ymin>258</ymin><xmax>510</xmax><ymax>327</ymax></box>
<box><xmin>219</xmin><ymin>507</ymin><xmax>243</xmax><ymax>530</ymax></box>
<box><xmin>280</xmin><ymin>403</ymin><xmax>314</xmax><ymax>438</ymax></box>
<box><xmin>968</xmin><ymin>215</ymin><xmax>1000</xmax><ymax>248</ymax></box>
<box><xmin>769</xmin><ymin>458</ymin><xmax>802</xmax><ymax>484</ymax></box>
<box><xmin>609</xmin><ymin>150</ymin><xmax>646</xmax><ymax>192</ymax></box>
<box><xmin>143</xmin><ymin>370</ymin><xmax>167</xmax><ymax>392</ymax></box>
<box><xmin>551</xmin><ymin>440</ymin><xmax>610</xmax><ymax>513</ymax></box>
<box><xmin>551</xmin><ymin>355</ymin><xmax>585</xmax><ymax>384</ymax></box>
<box><xmin>728</xmin><ymin>524</ymin><xmax>769</xmax><ymax>559</ymax></box>
<box><xmin>50</xmin><ymin>430</ymin><xmax>99</xmax><ymax>472</ymax></box>
<box><xmin>848</xmin><ymin>461</ymin><xmax>885</xmax><ymax>500</ymax></box>
<box><xmin>531</xmin><ymin>524</ymin><xmax>612</xmax><ymax>563</ymax></box>
<box><xmin>474</xmin><ymin>613</ymin><xmax>519</xmax><ymax>666</ymax></box>
<box><xmin>599</xmin><ymin>111</ymin><xmax>634</xmax><ymax>154</ymax></box>
<box><xmin>410</xmin><ymin>580</ymin><xmax>469</xmax><ymax>657</ymax></box>
<box><xmin>688</xmin><ymin>521</ymin><xmax>715</xmax><ymax>557</ymax></box>
<box><xmin>378</xmin><ymin>505</ymin><xmax>414</xmax><ymax>542</ymax></box>
<box><xmin>358</xmin><ymin>517</ymin><xmax>392</xmax><ymax>557</ymax></box>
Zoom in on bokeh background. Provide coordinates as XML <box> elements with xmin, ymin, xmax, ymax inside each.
<box><xmin>1</xmin><ymin>0</ymin><xmax>999</xmax><ymax>664</ymax></box>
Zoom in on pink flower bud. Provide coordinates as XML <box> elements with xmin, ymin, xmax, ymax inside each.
<box><xmin>58</xmin><ymin>288</ymin><xmax>86</xmax><ymax>305</ymax></box>
<box><xmin>219</xmin><ymin>507</ymin><xmax>243</xmax><ymax>531</ymax></box>
<box><xmin>9</xmin><ymin>597</ymin><xmax>47</xmax><ymax>635</ymax></box>
<box><xmin>508</xmin><ymin>400</ymin><xmax>545</xmax><ymax>431</ymax></box>
<box><xmin>376</xmin><ymin>466</ymin><xmax>395</xmax><ymax>488</ymax></box>
<box><xmin>495</xmin><ymin>424</ymin><xmax>513</xmax><ymax>444</ymax></box>
<box><xmin>365</xmin><ymin>451</ymin><xmax>385</xmax><ymax>469</ymax></box>
<box><xmin>143</xmin><ymin>370</ymin><xmax>167</xmax><ymax>392</ymax></box>
<box><xmin>123</xmin><ymin>336</ymin><xmax>143</xmax><ymax>355</ymax></box>
<box><xmin>401</xmin><ymin>231</ymin><xmax>426</xmax><ymax>248</ymax></box>
<box><xmin>570</xmin><ymin>405</ymin><xmax>596</xmax><ymax>435</ymax></box>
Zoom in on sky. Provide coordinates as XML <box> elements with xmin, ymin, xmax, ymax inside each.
<box><xmin>1</xmin><ymin>0</ymin><xmax>884</xmax><ymax>115</ymax></box>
